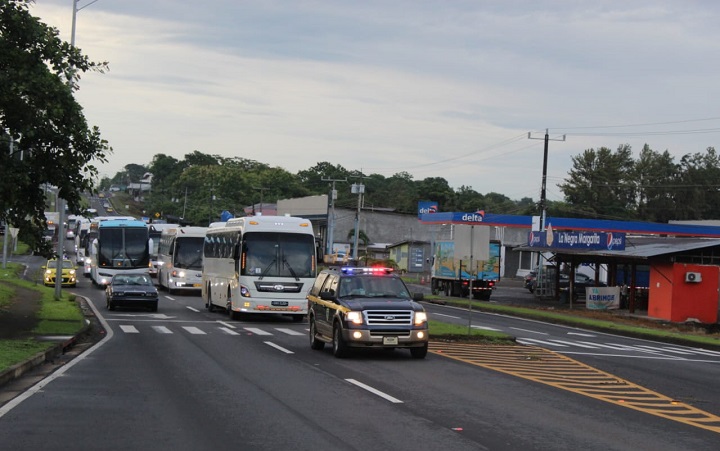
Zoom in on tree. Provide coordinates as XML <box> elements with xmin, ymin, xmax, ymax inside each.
<box><xmin>0</xmin><ymin>0</ymin><xmax>109</xmax><ymax>254</ymax></box>
<box><xmin>631</xmin><ymin>144</ymin><xmax>678</xmax><ymax>222</ymax></box>
<box><xmin>558</xmin><ymin>145</ymin><xmax>635</xmax><ymax>220</ymax></box>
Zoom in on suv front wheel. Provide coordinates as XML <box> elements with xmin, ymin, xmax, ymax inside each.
<box><xmin>309</xmin><ymin>317</ymin><xmax>325</xmax><ymax>350</ymax></box>
<box><xmin>410</xmin><ymin>343</ymin><xmax>428</xmax><ymax>359</ymax></box>
<box><xmin>332</xmin><ymin>322</ymin><xmax>348</xmax><ymax>358</ymax></box>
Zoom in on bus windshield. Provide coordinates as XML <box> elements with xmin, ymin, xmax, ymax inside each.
<box><xmin>98</xmin><ymin>228</ymin><xmax>149</xmax><ymax>268</ymax></box>
<box><xmin>174</xmin><ymin>237</ymin><xmax>204</xmax><ymax>270</ymax></box>
<box><xmin>242</xmin><ymin>232</ymin><xmax>315</xmax><ymax>278</ymax></box>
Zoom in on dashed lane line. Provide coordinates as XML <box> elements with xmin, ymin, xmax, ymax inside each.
<box><xmin>430</xmin><ymin>342</ymin><xmax>720</xmax><ymax>434</ymax></box>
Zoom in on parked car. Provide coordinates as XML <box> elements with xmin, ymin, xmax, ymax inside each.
<box><xmin>42</xmin><ymin>259</ymin><xmax>77</xmax><ymax>287</ymax></box>
<box><xmin>106</xmin><ymin>273</ymin><xmax>159</xmax><ymax>312</ymax></box>
<box><xmin>530</xmin><ymin>272</ymin><xmax>606</xmax><ymax>299</ymax></box>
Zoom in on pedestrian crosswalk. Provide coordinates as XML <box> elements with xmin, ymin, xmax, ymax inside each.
<box><xmin>115</xmin><ymin>323</ymin><xmax>308</xmax><ymax>337</ymax></box>
<box><xmin>113</xmin><ymin>323</ymin><xmax>720</xmax><ymax>360</ymax></box>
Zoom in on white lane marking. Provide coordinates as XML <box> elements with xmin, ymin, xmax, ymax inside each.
<box><xmin>345</xmin><ymin>379</ymin><xmax>403</xmax><ymax>404</ymax></box>
<box><xmin>517</xmin><ymin>338</ymin><xmax>569</xmax><ymax>347</ymax></box>
<box><xmin>547</xmin><ymin>339</ymin><xmax>599</xmax><ymax>349</ymax></box>
<box><xmin>632</xmin><ymin>345</ymin><xmax>695</xmax><ymax>355</ymax></box>
<box><xmin>471</xmin><ymin>325</ymin><xmax>502</xmax><ymax>331</ymax></box>
<box><xmin>217</xmin><ymin>320</ymin><xmax>236</xmax><ymax>329</ymax></box>
<box><xmin>120</xmin><ymin>325</ymin><xmax>139</xmax><ymax>333</ymax></box>
<box><xmin>152</xmin><ymin>326</ymin><xmax>173</xmax><ymax>334</ymax></box>
<box><xmin>264</xmin><ymin>341</ymin><xmax>294</xmax><ymax>354</ymax></box>
<box><xmin>183</xmin><ymin>326</ymin><xmax>206</xmax><ymax>335</ymax></box>
<box><xmin>433</xmin><ymin>313</ymin><xmax>461</xmax><ymax>319</ymax></box>
<box><xmin>575</xmin><ymin>342</ymin><xmax>678</xmax><ymax>356</ymax></box>
<box><xmin>186</xmin><ymin>306</ymin><xmax>200</xmax><ymax>313</ymax></box>
<box><xmin>244</xmin><ymin>327</ymin><xmax>272</xmax><ymax>336</ymax></box>
<box><xmin>511</xmin><ymin>327</ymin><xmax>548</xmax><ymax>335</ymax></box>
<box><xmin>567</xmin><ymin>332</ymin><xmax>596</xmax><ymax>337</ymax></box>
<box><xmin>1</xmin><ymin>296</ymin><xmax>114</xmax><ymax>419</ymax></box>
<box><xmin>219</xmin><ymin>327</ymin><xmax>240</xmax><ymax>336</ymax></box>
<box><xmin>276</xmin><ymin>328</ymin><xmax>305</xmax><ymax>336</ymax></box>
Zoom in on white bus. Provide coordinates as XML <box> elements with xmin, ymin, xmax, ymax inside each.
<box><xmin>148</xmin><ymin>223</ymin><xmax>180</xmax><ymax>278</ymax></box>
<box><xmin>157</xmin><ymin>226</ymin><xmax>208</xmax><ymax>294</ymax></box>
<box><xmin>89</xmin><ymin>218</ymin><xmax>151</xmax><ymax>287</ymax></box>
<box><xmin>202</xmin><ymin>215</ymin><xmax>316</xmax><ymax>321</ymax></box>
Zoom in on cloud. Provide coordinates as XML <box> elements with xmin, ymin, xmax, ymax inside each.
<box><xmin>30</xmin><ymin>1</ymin><xmax>720</xmax><ymax>204</ymax></box>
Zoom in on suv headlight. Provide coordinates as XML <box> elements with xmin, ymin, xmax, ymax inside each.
<box><xmin>414</xmin><ymin>311</ymin><xmax>428</xmax><ymax>325</ymax></box>
<box><xmin>346</xmin><ymin>311</ymin><xmax>363</xmax><ymax>325</ymax></box>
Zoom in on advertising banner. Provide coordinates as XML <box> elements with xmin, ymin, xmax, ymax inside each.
<box><xmin>586</xmin><ymin>286</ymin><xmax>621</xmax><ymax>310</ymax></box>
<box><xmin>528</xmin><ymin>230</ymin><xmax>626</xmax><ymax>251</ymax></box>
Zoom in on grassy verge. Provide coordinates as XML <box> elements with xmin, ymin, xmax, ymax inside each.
<box><xmin>0</xmin><ymin>262</ymin><xmax>87</xmax><ymax>372</ymax></box>
<box><xmin>0</xmin><ymin>339</ymin><xmax>55</xmax><ymax>370</ymax></box>
<box><xmin>429</xmin><ymin>320</ymin><xmax>515</xmax><ymax>343</ymax></box>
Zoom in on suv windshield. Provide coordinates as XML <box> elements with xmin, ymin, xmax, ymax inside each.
<box><xmin>338</xmin><ymin>276</ymin><xmax>411</xmax><ymax>299</ymax></box>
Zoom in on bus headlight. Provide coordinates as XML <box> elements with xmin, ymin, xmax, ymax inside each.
<box><xmin>240</xmin><ymin>285</ymin><xmax>251</xmax><ymax>297</ymax></box>
<box><xmin>414</xmin><ymin>311</ymin><xmax>428</xmax><ymax>325</ymax></box>
<box><xmin>346</xmin><ymin>311</ymin><xmax>363</xmax><ymax>325</ymax></box>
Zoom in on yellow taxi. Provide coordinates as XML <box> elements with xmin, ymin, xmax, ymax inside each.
<box><xmin>42</xmin><ymin>259</ymin><xmax>77</xmax><ymax>287</ymax></box>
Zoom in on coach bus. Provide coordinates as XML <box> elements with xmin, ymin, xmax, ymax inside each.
<box><xmin>148</xmin><ymin>223</ymin><xmax>179</xmax><ymax>278</ymax></box>
<box><xmin>157</xmin><ymin>226</ymin><xmax>208</xmax><ymax>294</ymax></box>
<box><xmin>202</xmin><ymin>215</ymin><xmax>316</xmax><ymax>321</ymax></box>
<box><xmin>89</xmin><ymin>218</ymin><xmax>151</xmax><ymax>287</ymax></box>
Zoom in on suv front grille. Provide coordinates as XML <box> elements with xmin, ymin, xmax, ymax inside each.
<box><xmin>364</xmin><ymin>310</ymin><xmax>413</xmax><ymax>325</ymax></box>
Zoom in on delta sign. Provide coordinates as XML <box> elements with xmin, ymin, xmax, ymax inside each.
<box><xmin>417</xmin><ymin>201</ymin><xmax>439</xmax><ymax>219</ymax></box>
<box><xmin>528</xmin><ymin>230</ymin><xmax>625</xmax><ymax>251</ymax></box>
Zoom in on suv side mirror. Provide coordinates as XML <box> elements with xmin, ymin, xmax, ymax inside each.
<box><xmin>413</xmin><ymin>292</ymin><xmax>424</xmax><ymax>302</ymax></box>
<box><xmin>319</xmin><ymin>289</ymin><xmax>336</xmax><ymax>301</ymax></box>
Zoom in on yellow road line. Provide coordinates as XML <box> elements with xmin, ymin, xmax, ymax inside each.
<box><xmin>430</xmin><ymin>342</ymin><xmax>720</xmax><ymax>434</ymax></box>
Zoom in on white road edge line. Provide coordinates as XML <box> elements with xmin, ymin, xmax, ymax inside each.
<box><xmin>264</xmin><ymin>341</ymin><xmax>294</xmax><ymax>354</ymax></box>
<box><xmin>345</xmin><ymin>379</ymin><xmax>403</xmax><ymax>404</ymax></box>
<box><xmin>0</xmin><ymin>296</ymin><xmax>114</xmax><ymax>419</ymax></box>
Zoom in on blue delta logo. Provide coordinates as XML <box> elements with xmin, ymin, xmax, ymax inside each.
<box><xmin>461</xmin><ymin>210</ymin><xmax>485</xmax><ymax>222</ymax></box>
<box><xmin>419</xmin><ymin>204</ymin><xmax>438</xmax><ymax>214</ymax></box>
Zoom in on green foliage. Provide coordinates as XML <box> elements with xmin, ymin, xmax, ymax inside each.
<box><xmin>0</xmin><ymin>339</ymin><xmax>54</xmax><ymax>372</ymax></box>
<box><xmin>0</xmin><ymin>0</ymin><xmax>110</xmax><ymax>256</ymax></box>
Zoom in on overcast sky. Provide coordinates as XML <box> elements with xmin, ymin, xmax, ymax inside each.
<box><xmin>30</xmin><ymin>0</ymin><xmax>720</xmax><ymax>205</ymax></box>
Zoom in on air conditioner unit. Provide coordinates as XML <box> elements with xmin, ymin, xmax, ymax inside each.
<box><xmin>685</xmin><ymin>272</ymin><xmax>702</xmax><ymax>283</ymax></box>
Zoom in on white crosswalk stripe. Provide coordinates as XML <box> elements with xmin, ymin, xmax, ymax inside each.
<box><xmin>243</xmin><ymin>327</ymin><xmax>273</xmax><ymax>336</ymax></box>
<box><xmin>275</xmin><ymin>328</ymin><xmax>304</xmax><ymax>336</ymax></box>
<box><xmin>183</xmin><ymin>326</ymin><xmax>206</xmax><ymax>335</ymax></box>
<box><xmin>152</xmin><ymin>326</ymin><xmax>173</xmax><ymax>334</ymax></box>
<box><xmin>119</xmin><ymin>325</ymin><xmax>139</xmax><ymax>334</ymax></box>
<box><xmin>219</xmin><ymin>327</ymin><xmax>240</xmax><ymax>336</ymax></box>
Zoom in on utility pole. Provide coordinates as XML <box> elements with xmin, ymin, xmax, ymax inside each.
<box><xmin>528</xmin><ymin>129</ymin><xmax>566</xmax><ymax>301</ymax></box>
<box><xmin>350</xmin><ymin>172</ymin><xmax>367</xmax><ymax>263</ymax></box>
<box><xmin>252</xmin><ymin>186</ymin><xmax>268</xmax><ymax>214</ymax></box>
<box><xmin>528</xmin><ymin>129</ymin><xmax>566</xmax><ymax>232</ymax></box>
<box><xmin>321</xmin><ymin>177</ymin><xmax>346</xmax><ymax>257</ymax></box>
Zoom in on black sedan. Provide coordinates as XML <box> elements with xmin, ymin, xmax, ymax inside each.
<box><xmin>106</xmin><ymin>273</ymin><xmax>159</xmax><ymax>312</ymax></box>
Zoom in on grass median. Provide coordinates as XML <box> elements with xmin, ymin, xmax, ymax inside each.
<box><xmin>0</xmin><ymin>261</ymin><xmax>86</xmax><ymax>373</ymax></box>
